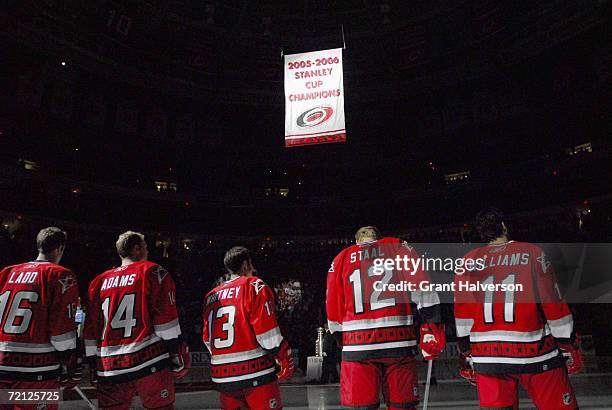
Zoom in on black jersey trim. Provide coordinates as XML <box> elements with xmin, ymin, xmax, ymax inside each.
<box><xmin>341</xmin><ymin>346</ymin><xmax>418</xmax><ymax>361</ymax></box>
<box><xmin>473</xmin><ymin>353</ymin><xmax>564</xmax><ymax>375</ymax></box>
<box><xmin>212</xmin><ymin>372</ymin><xmax>278</xmax><ymax>392</ymax></box>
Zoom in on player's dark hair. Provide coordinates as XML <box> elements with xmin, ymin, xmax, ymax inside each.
<box><xmin>475</xmin><ymin>207</ymin><xmax>506</xmax><ymax>242</ymax></box>
<box><xmin>224</xmin><ymin>246</ymin><xmax>251</xmax><ymax>273</ymax></box>
<box><xmin>355</xmin><ymin>226</ymin><xmax>382</xmax><ymax>243</ymax></box>
<box><xmin>116</xmin><ymin>231</ymin><xmax>145</xmax><ymax>258</ymax></box>
<box><xmin>36</xmin><ymin>227</ymin><xmax>67</xmax><ymax>253</ymax></box>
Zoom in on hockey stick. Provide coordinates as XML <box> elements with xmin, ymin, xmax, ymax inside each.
<box><xmin>74</xmin><ymin>386</ymin><xmax>97</xmax><ymax>410</ymax></box>
<box><xmin>422</xmin><ymin>360</ymin><xmax>433</xmax><ymax>410</ymax></box>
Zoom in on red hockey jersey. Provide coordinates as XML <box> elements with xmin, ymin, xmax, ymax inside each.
<box><xmin>0</xmin><ymin>261</ymin><xmax>79</xmax><ymax>380</ymax></box>
<box><xmin>202</xmin><ymin>275</ymin><xmax>284</xmax><ymax>391</ymax></box>
<box><xmin>454</xmin><ymin>241</ymin><xmax>572</xmax><ymax>374</ymax></box>
<box><xmin>326</xmin><ymin>237</ymin><xmax>440</xmax><ymax>361</ymax></box>
<box><xmin>84</xmin><ymin>261</ymin><xmax>181</xmax><ymax>382</ymax></box>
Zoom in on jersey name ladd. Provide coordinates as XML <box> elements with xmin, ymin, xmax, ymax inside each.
<box><xmin>350</xmin><ymin>246</ymin><xmax>385</xmax><ymax>263</ymax></box>
<box><xmin>206</xmin><ymin>286</ymin><xmax>241</xmax><ymax>305</ymax></box>
<box><xmin>100</xmin><ymin>273</ymin><xmax>136</xmax><ymax>290</ymax></box>
<box><xmin>7</xmin><ymin>271</ymin><xmax>39</xmax><ymax>284</ymax></box>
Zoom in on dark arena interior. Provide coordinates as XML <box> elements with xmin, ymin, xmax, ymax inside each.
<box><xmin>1</xmin><ymin>1</ymin><xmax>612</xmax><ymax>409</ymax></box>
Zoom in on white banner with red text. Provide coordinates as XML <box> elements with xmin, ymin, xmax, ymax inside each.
<box><xmin>284</xmin><ymin>48</ymin><xmax>346</xmax><ymax>147</ymax></box>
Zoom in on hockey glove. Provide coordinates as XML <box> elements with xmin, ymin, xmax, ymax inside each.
<box><xmin>58</xmin><ymin>349</ymin><xmax>82</xmax><ymax>390</ymax></box>
<box><xmin>275</xmin><ymin>339</ymin><xmax>295</xmax><ymax>381</ymax></box>
<box><xmin>419</xmin><ymin>323</ymin><xmax>446</xmax><ymax>360</ymax></box>
<box><xmin>458</xmin><ymin>350</ymin><xmax>476</xmax><ymax>386</ymax></box>
<box><xmin>557</xmin><ymin>336</ymin><xmax>583</xmax><ymax>375</ymax></box>
<box><xmin>170</xmin><ymin>341</ymin><xmax>191</xmax><ymax>379</ymax></box>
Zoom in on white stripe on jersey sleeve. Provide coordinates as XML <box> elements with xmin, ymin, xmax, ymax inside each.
<box><xmin>547</xmin><ymin>314</ymin><xmax>573</xmax><ymax>339</ymax></box>
<box><xmin>154</xmin><ymin>318</ymin><xmax>182</xmax><ymax>340</ymax></box>
<box><xmin>50</xmin><ymin>330</ymin><xmax>77</xmax><ymax>351</ymax></box>
<box><xmin>256</xmin><ymin>326</ymin><xmax>283</xmax><ymax>350</ymax></box>
<box><xmin>0</xmin><ymin>364</ymin><xmax>61</xmax><ymax>372</ymax></box>
<box><xmin>99</xmin><ymin>334</ymin><xmax>162</xmax><ymax>357</ymax></box>
<box><xmin>327</xmin><ymin>320</ymin><xmax>342</xmax><ymax>333</ymax></box>
<box><xmin>341</xmin><ymin>315</ymin><xmax>413</xmax><ymax>331</ymax></box>
<box><xmin>455</xmin><ymin>318</ymin><xmax>474</xmax><ymax>338</ymax></box>
<box><xmin>0</xmin><ymin>341</ymin><xmax>56</xmax><ymax>353</ymax></box>
<box><xmin>412</xmin><ymin>289</ymin><xmax>441</xmax><ymax>309</ymax></box>
<box><xmin>342</xmin><ymin>340</ymin><xmax>417</xmax><ymax>351</ymax></box>
<box><xmin>472</xmin><ymin>349</ymin><xmax>560</xmax><ymax>365</ymax></box>
<box><xmin>96</xmin><ymin>353</ymin><xmax>169</xmax><ymax>376</ymax></box>
<box><xmin>84</xmin><ymin>339</ymin><xmax>97</xmax><ymax>357</ymax></box>
<box><xmin>211</xmin><ymin>347</ymin><xmax>267</xmax><ymax>365</ymax></box>
<box><xmin>470</xmin><ymin>327</ymin><xmax>550</xmax><ymax>343</ymax></box>
<box><xmin>211</xmin><ymin>367</ymin><xmax>276</xmax><ymax>383</ymax></box>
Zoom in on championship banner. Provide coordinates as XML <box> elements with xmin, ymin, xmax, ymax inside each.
<box><xmin>284</xmin><ymin>48</ymin><xmax>346</xmax><ymax>147</ymax></box>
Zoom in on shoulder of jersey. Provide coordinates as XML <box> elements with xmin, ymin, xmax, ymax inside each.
<box><xmin>491</xmin><ymin>240</ymin><xmax>536</xmax><ymax>253</ymax></box>
<box><xmin>209</xmin><ymin>275</ymin><xmax>239</xmax><ymax>290</ymax></box>
<box><xmin>245</xmin><ymin>275</ymin><xmax>269</xmax><ymax>295</ymax></box>
<box><xmin>95</xmin><ymin>261</ymin><xmax>155</xmax><ymax>280</ymax></box>
<box><xmin>140</xmin><ymin>260</ymin><xmax>160</xmax><ymax>271</ymax></box>
<box><xmin>110</xmin><ymin>260</ymin><xmax>159</xmax><ymax>273</ymax></box>
<box><xmin>463</xmin><ymin>247</ymin><xmax>481</xmax><ymax>258</ymax></box>
<box><xmin>0</xmin><ymin>262</ymin><xmax>62</xmax><ymax>278</ymax></box>
<box><xmin>1</xmin><ymin>263</ymin><xmax>23</xmax><ymax>273</ymax></box>
<box><xmin>330</xmin><ymin>246</ymin><xmax>352</xmax><ymax>268</ymax></box>
<box><xmin>143</xmin><ymin>262</ymin><xmax>171</xmax><ymax>285</ymax></box>
<box><xmin>245</xmin><ymin>275</ymin><xmax>267</xmax><ymax>286</ymax></box>
<box><xmin>513</xmin><ymin>241</ymin><xmax>538</xmax><ymax>251</ymax></box>
<box><xmin>379</xmin><ymin>237</ymin><xmax>413</xmax><ymax>252</ymax></box>
<box><xmin>39</xmin><ymin>262</ymin><xmax>72</xmax><ymax>276</ymax></box>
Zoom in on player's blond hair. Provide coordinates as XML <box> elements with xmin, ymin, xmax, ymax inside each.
<box><xmin>355</xmin><ymin>226</ymin><xmax>382</xmax><ymax>243</ymax></box>
<box><xmin>116</xmin><ymin>231</ymin><xmax>145</xmax><ymax>258</ymax></box>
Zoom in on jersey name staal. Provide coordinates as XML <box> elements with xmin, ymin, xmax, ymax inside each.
<box><xmin>350</xmin><ymin>246</ymin><xmax>385</xmax><ymax>263</ymax></box>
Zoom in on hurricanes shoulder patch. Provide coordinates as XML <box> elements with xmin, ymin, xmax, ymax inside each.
<box><xmin>152</xmin><ymin>265</ymin><xmax>169</xmax><ymax>284</ymax></box>
<box><xmin>58</xmin><ymin>273</ymin><xmax>77</xmax><ymax>295</ymax></box>
<box><xmin>401</xmin><ymin>241</ymin><xmax>414</xmax><ymax>252</ymax></box>
<box><xmin>537</xmin><ymin>254</ymin><xmax>551</xmax><ymax>273</ymax></box>
<box><xmin>251</xmin><ymin>278</ymin><xmax>266</xmax><ymax>295</ymax></box>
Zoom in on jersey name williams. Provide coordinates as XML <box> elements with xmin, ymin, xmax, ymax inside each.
<box><xmin>484</xmin><ymin>252</ymin><xmax>530</xmax><ymax>268</ymax></box>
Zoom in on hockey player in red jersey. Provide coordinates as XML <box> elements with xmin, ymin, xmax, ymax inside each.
<box><xmin>203</xmin><ymin>246</ymin><xmax>295</xmax><ymax>410</ymax></box>
<box><xmin>84</xmin><ymin>231</ymin><xmax>189</xmax><ymax>410</ymax></box>
<box><xmin>0</xmin><ymin>227</ymin><xmax>81</xmax><ymax>410</ymax></box>
<box><xmin>326</xmin><ymin>226</ymin><xmax>446</xmax><ymax>410</ymax></box>
<box><xmin>454</xmin><ymin>208</ymin><xmax>582</xmax><ymax>410</ymax></box>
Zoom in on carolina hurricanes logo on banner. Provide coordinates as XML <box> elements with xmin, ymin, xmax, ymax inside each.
<box><xmin>296</xmin><ymin>106</ymin><xmax>334</xmax><ymax>127</ymax></box>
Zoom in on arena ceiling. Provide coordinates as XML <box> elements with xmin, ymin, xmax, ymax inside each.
<box><xmin>5</xmin><ymin>1</ymin><xmax>610</xmax><ymax>104</ymax></box>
